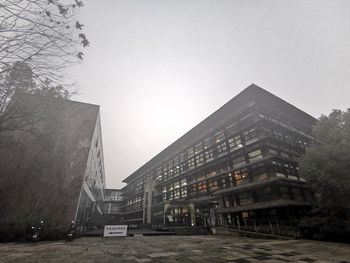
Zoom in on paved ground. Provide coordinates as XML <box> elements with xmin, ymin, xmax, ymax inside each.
<box><xmin>0</xmin><ymin>235</ymin><xmax>350</xmax><ymax>263</ymax></box>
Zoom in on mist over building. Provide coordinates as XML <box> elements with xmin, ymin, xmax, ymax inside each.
<box><xmin>0</xmin><ymin>84</ymin><xmax>317</xmax><ymax>236</ymax></box>
<box><xmin>107</xmin><ymin>84</ymin><xmax>317</xmax><ymax>234</ymax></box>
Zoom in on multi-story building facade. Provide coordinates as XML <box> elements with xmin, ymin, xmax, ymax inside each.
<box><xmin>75</xmin><ymin>112</ymin><xmax>106</xmax><ymax>226</ymax></box>
<box><xmin>119</xmin><ymin>84</ymin><xmax>316</xmax><ymax>231</ymax></box>
<box><xmin>0</xmin><ymin>92</ymin><xmax>106</xmax><ymax>227</ymax></box>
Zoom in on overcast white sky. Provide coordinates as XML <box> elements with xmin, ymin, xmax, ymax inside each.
<box><xmin>70</xmin><ymin>0</ymin><xmax>350</xmax><ymax>189</ymax></box>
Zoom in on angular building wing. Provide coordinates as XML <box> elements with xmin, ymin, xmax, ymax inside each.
<box><xmin>0</xmin><ymin>93</ymin><xmax>105</xmax><ymax>226</ymax></box>
<box><xmin>120</xmin><ymin>84</ymin><xmax>317</xmax><ymax>231</ymax></box>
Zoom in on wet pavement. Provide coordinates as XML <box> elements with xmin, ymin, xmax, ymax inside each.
<box><xmin>0</xmin><ymin>235</ymin><xmax>350</xmax><ymax>262</ymax></box>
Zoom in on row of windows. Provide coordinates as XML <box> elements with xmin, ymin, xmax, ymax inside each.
<box><xmin>157</xmin><ymin>145</ymin><xmax>263</xmax><ymax>183</ymax></box>
<box><xmin>222</xmin><ymin>186</ymin><xmax>312</xmax><ymax>208</ymax></box>
<box><xmin>162</xmin><ymin>179</ymin><xmax>187</xmax><ymax>192</ymax></box>
<box><xmin>262</xmin><ymin>124</ymin><xmax>310</xmax><ymax>148</ymax></box>
<box><xmin>257</xmin><ymin>112</ymin><xmax>313</xmax><ymax>141</ymax></box>
<box><xmin>126</xmin><ymin>195</ymin><xmax>144</xmax><ymax>205</ymax></box>
<box><xmin>153</xmin><ymin>117</ymin><xmax>259</xmax><ymax>181</ymax></box>
<box><xmin>162</xmin><ymin>187</ymin><xmax>188</xmax><ymax>201</ymax></box>
<box><xmin>126</xmin><ymin>202</ymin><xmax>143</xmax><ymax>211</ymax></box>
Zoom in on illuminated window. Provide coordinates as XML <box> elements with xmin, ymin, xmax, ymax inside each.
<box><xmin>181</xmin><ymin>187</ymin><xmax>187</xmax><ymax>197</ymax></box>
<box><xmin>187</xmin><ymin>147</ymin><xmax>194</xmax><ymax>158</ymax></box>
<box><xmin>195</xmin><ymin>143</ymin><xmax>203</xmax><ymax>154</ymax></box>
<box><xmin>204</xmin><ymin>137</ymin><xmax>212</xmax><ymax>149</ymax></box>
<box><xmin>228</xmin><ymin>135</ymin><xmax>242</xmax><ymax>151</ymax></box>
<box><xmin>205</xmin><ymin>149</ymin><xmax>214</xmax><ymax>162</ymax></box>
<box><xmin>216</xmin><ymin>141</ymin><xmax>227</xmax><ymax>157</ymax></box>
<box><xmin>174</xmin><ymin>189</ymin><xmax>180</xmax><ymax>199</ymax></box>
<box><xmin>208</xmin><ymin>180</ymin><xmax>218</xmax><ymax>191</ymax></box>
<box><xmin>215</xmin><ymin>130</ymin><xmax>225</xmax><ymax>143</ymax></box>
<box><xmin>234</xmin><ymin>168</ymin><xmax>249</xmax><ymax>185</ymax></box>
<box><xmin>197</xmin><ymin>181</ymin><xmax>207</xmax><ymax>193</ymax></box>
<box><xmin>188</xmin><ymin>158</ymin><xmax>195</xmax><ymax>170</ymax></box>
<box><xmin>195</xmin><ymin>153</ymin><xmax>204</xmax><ymax>166</ymax></box>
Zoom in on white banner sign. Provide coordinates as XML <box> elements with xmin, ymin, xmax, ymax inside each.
<box><xmin>103</xmin><ymin>225</ymin><xmax>128</xmax><ymax>237</ymax></box>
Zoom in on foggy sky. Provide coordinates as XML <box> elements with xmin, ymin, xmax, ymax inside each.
<box><xmin>70</xmin><ymin>0</ymin><xmax>350</xmax><ymax>189</ymax></box>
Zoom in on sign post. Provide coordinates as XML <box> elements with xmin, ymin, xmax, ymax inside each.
<box><xmin>103</xmin><ymin>225</ymin><xmax>128</xmax><ymax>237</ymax></box>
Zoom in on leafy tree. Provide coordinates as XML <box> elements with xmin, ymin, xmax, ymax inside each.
<box><xmin>0</xmin><ymin>0</ymin><xmax>88</xmax><ymax>84</ymax></box>
<box><xmin>0</xmin><ymin>61</ymin><xmax>72</xmax><ymax>135</ymax></box>
<box><xmin>299</xmin><ymin>109</ymin><xmax>350</xmax><ymax>241</ymax></box>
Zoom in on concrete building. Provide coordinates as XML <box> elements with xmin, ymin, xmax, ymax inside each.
<box><xmin>118</xmin><ymin>84</ymin><xmax>316</xmax><ymax>233</ymax></box>
<box><xmin>0</xmin><ymin>92</ymin><xmax>105</xmax><ymax>227</ymax></box>
<box><xmin>102</xmin><ymin>189</ymin><xmax>124</xmax><ymax>224</ymax></box>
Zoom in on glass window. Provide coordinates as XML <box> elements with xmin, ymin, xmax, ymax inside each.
<box><xmin>226</xmin><ymin>122</ymin><xmax>238</xmax><ymax>136</ymax></box>
<box><xmin>243</xmin><ymin>128</ymin><xmax>258</xmax><ymax>145</ymax></box>
<box><xmin>205</xmin><ymin>148</ymin><xmax>214</xmax><ymax>163</ymax></box>
<box><xmin>248</xmin><ymin>149</ymin><xmax>263</xmax><ymax>162</ymax></box>
<box><xmin>174</xmin><ymin>189</ymin><xmax>180</xmax><ymax>199</ymax></box>
<box><xmin>216</xmin><ymin>141</ymin><xmax>227</xmax><ymax>157</ymax></box>
<box><xmin>188</xmin><ymin>158</ymin><xmax>195</xmax><ymax>170</ymax></box>
<box><xmin>228</xmin><ymin>135</ymin><xmax>242</xmax><ymax>151</ymax></box>
<box><xmin>181</xmin><ymin>187</ymin><xmax>187</xmax><ymax>197</ymax></box>
<box><xmin>208</xmin><ymin>180</ymin><xmax>218</xmax><ymax>191</ymax></box>
<box><xmin>232</xmin><ymin>155</ymin><xmax>246</xmax><ymax>167</ymax></box>
<box><xmin>223</xmin><ymin>196</ymin><xmax>230</xmax><ymax>207</ymax></box>
<box><xmin>204</xmin><ymin>137</ymin><xmax>212</xmax><ymax>149</ymax></box>
<box><xmin>234</xmin><ymin>168</ymin><xmax>249</xmax><ymax>185</ymax></box>
<box><xmin>269</xmin><ymin>148</ymin><xmax>278</xmax><ymax>155</ymax></box>
<box><xmin>215</xmin><ymin>130</ymin><xmax>225</xmax><ymax>143</ymax></box>
<box><xmin>194</xmin><ymin>143</ymin><xmax>203</xmax><ymax>154</ymax></box>
<box><xmin>239</xmin><ymin>192</ymin><xmax>254</xmax><ymax>205</ymax></box>
<box><xmin>195</xmin><ymin>153</ymin><xmax>204</xmax><ymax>166</ymax></box>
<box><xmin>187</xmin><ymin>147</ymin><xmax>194</xmax><ymax>158</ymax></box>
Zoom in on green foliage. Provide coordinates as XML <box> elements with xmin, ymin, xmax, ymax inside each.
<box><xmin>299</xmin><ymin>109</ymin><xmax>350</xmax><ymax>241</ymax></box>
<box><xmin>300</xmin><ymin>109</ymin><xmax>350</xmax><ymax>209</ymax></box>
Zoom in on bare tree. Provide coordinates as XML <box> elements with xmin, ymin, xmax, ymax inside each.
<box><xmin>0</xmin><ymin>0</ymin><xmax>87</xmax><ymax>134</ymax></box>
<box><xmin>0</xmin><ymin>0</ymin><xmax>88</xmax><ymax>84</ymax></box>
